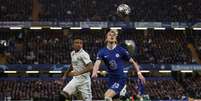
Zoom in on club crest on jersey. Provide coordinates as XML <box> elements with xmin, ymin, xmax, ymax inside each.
<box><xmin>116</xmin><ymin>53</ymin><xmax>120</xmax><ymax>58</ymax></box>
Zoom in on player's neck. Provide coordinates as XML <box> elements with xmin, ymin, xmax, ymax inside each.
<box><xmin>74</xmin><ymin>48</ymin><xmax>82</xmax><ymax>53</ymax></box>
<box><xmin>107</xmin><ymin>42</ymin><xmax>117</xmax><ymax>50</ymax></box>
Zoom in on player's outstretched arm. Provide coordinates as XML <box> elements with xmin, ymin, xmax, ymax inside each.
<box><xmin>129</xmin><ymin>58</ymin><xmax>146</xmax><ymax>84</ymax></box>
<box><xmin>92</xmin><ymin>60</ymin><xmax>101</xmax><ymax>78</ymax></box>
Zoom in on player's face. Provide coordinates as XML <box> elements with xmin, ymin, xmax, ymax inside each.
<box><xmin>73</xmin><ymin>39</ymin><xmax>83</xmax><ymax>51</ymax></box>
<box><xmin>106</xmin><ymin>30</ymin><xmax>117</xmax><ymax>43</ymax></box>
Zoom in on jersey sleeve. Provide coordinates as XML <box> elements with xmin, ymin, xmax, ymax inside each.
<box><xmin>81</xmin><ymin>52</ymin><xmax>92</xmax><ymax>65</ymax></box>
<box><xmin>96</xmin><ymin>50</ymin><xmax>103</xmax><ymax>60</ymax></box>
<box><xmin>70</xmin><ymin>51</ymin><xmax>74</xmax><ymax>58</ymax></box>
<box><xmin>121</xmin><ymin>47</ymin><xmax>132</xmax><ymax>61</ymax></box>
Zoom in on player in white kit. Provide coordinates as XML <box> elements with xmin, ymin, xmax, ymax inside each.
<box><xmin>59</xmin><ymin>37</ymin><xmax>93</xmax><ymax>101</ymax></box>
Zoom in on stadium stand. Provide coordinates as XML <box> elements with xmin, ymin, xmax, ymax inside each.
<box><xmin>190</xmin><ymin>30</ymin><xmax>201</xmax><ymax>60</ymax></box>
<box><xmin>0</xmin><ymin>29</ymin><xmax>195</xmax><ymax>64</ymax></box>
<box><xmin>0</xmin><ymin>0</ymin><xmax>201</xmax><ymax>100</ymax></box>
<box><xmin>0</xmin><ymin>77</ymin><xmax>193</xmax><ymax>100</ymax></box>
<box><xmin>144</xmin><ymin>77</ymin><xmax>185</xmax><ymax>100</ymax></box>
<box><xmin>0</xmin><ymin>0</ymin><xmax>32</xmax><ymax>21</ymax></box>
<box><xmin>182</xmin><ymin>77</ymin><xmax>201</xmax><ymax>99</ymax></box>
<box><xmin>0</xmin><ymin>0</ymin><xmax>201</xmax><ymax>21</ymax></box>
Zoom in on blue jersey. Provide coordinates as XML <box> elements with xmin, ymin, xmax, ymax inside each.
<box><xmin>97</xmin><ymin>45</ymin><xmax>131</xmax><ymax>79</ymax></box>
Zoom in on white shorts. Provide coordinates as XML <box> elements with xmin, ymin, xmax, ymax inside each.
<box><xmin>63</xmin><ymin>77</ymin><xmax>92</xmax><ymax>101</ymax></box>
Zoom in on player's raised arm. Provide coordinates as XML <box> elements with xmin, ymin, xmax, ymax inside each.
<box><xmin>92</xmin><ymin>60</ymin><xmax>101</xmax><ymax>78</ymax></box>
<box><xmin>121</xmin><ymin>46</ymin><xmax>146</xmax><ymax>84</ymax></box>
<box><xmin>92</xmin><ymin>49</ymin><xmax>103</xmax><ymax>78</ymax></box>
<box><xmin>129</xmin><ymin>58</ymin><xmax>145</xmax><ymax>84</ymax></box>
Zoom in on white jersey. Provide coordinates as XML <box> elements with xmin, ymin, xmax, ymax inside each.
<box><xmin>62</xmin><ymin>48</ymin><xmax>92</xmax><ymax>101</ymax></box>
<box><xmin>71</xmin><ymin>48</ymin><xmax>92</xmax><ymax>79</ymax></box>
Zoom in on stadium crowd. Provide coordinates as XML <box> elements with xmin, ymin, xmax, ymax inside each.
<box><xmin>0</xmin><ymin>77</ymin><xmax>194</xmax><ymax>100</ymax></box>
<box><xmin>190</xmin><ymin>30</ymin><xmax>201</xmax><ymax>61</ymax></box>
<box><xmin>0</xmin><ymin>29</ymin><xmax>200</xmax><ymax>100</ymax></box>
<box><xmin>0</xmin><ymin>0</ymin><xmax>32</xmax><ymax>21</ymax></box>
<box><xmin>0</xmin><ymin>0</ymin><xmax>201</xmax><ymax>21</ymax></box>
<box><xmin>182</xmin><ymin>77</ymin><xmax>201</xmax><ymax>98</ymax></box>
<box><xmin>144</xmin><ymin>78</ymin><xmax>185</xmax><ymax>100</ymax></box>
<box><xmin>0</xmin><ymin>78</ymin><xmax>62</xmax><ymax>100</ymax></box>
<box><xmin>0</xmin><ymin>29</ymin><xmax>195</xmax><ymax>64</ymax></box>
<box><xmin>39</xmin><ymin>0</ymin><xmax>201</xmax><ymax>21</ymax></box>
<box><xmin>0</xmin><ymin>0</ymin><xmax>200</xmax><ymax>100</ymax></box>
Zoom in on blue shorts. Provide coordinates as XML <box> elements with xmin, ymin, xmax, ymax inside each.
<box><xmin>108</xmin><ymin>78</ymin><xmax>126</xmax><ymax>96</ymax></box>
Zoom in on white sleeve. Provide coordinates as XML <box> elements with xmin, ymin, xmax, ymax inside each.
<box><xmin>81</xmin><ymin>52</ymin><xmax>92</xmax><ymax>65</ymax></box>
<box><xmin>70</xmin><ymin>51</ymin><xmax>74</xmax><ymax>58</ymax></box>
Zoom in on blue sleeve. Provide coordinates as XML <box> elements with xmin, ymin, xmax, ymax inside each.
<box><xmin>96</xmin><ymin>50</ymin><xmax>103</xmax><ymax>60</ymax></box>
<box><xmin>121</xmin><ymin>47</ymin><xmax>131</xmax><ymax>61</ymax></box>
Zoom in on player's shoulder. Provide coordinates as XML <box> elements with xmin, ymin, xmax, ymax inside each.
<box><xmin>80</xmin><ymin>48</ymin><xmax>90</xmax><ymax>55</ymax></box>
<box><xmin>116</xmin><ymin>45</ymin><xmax>129</xmax><ymax>55</ymax></box>
<box><xmin>71</xmin><ymin>50</ymin><xmax>75</xmax><ymax>55</ymax></box>
<box><xmin>116</xmin><ymin>45</ymin><xmax>127</xmax><ymax>51</ymax></box>
<box><xmin>98</xmin><ymin>47</ymin><xmax>107</xmax><ymax>53</ymax></box>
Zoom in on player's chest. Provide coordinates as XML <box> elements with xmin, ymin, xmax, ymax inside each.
<box><xmin>103</xmin><ymin>51</ymin><xmax>122</xmax><ymax>60</ymax></box>
<box><xmin>71</xmin><ymin>54</ymin><xmax>82</xmax><ymax>64</ymax></box>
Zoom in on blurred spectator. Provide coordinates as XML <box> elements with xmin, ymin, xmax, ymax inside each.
<box><xmin>182</xmin><ymin>77</ymin><xmax>201</xmax><ymax>98</ymax></box>
<box><xmin>0</xmin><ymin>0</ymin><xmax>201</xmax><ymax>21</ymax></box>
<box><xmin>0</xmin><ymin>77</ymin><xmax>195</xmax><ymax>100</ymax></box>
<box><xmin>0</xmin><ymin>29</ymin><xmax>195</xmax><ymax>64</ymax></box>
<box><xmin>0</xmin><ymin>0</ymin><xmax>32</xmax><ymax>21</ymax></box>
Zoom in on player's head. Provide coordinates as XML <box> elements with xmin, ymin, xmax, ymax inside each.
<box><xmin>73</xmin><ymin>37</ymin><xmax>83</xmax><ymax>51</ymax></box>
<box><xmin>105</xmin><ymin>29</ymin><xmax>118</xmax><ymax>43</ymax></box>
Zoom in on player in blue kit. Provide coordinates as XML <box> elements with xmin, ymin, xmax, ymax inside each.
<box><xmin>92</xmin><ymin>29</ymin><xmax>145</xmax><ymax>101</ymax></box>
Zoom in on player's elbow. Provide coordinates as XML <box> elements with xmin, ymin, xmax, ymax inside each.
<box><xmin>88</xmin><ymin>63</ymin><xmax>93</xmax><ymax>71</ymax></box>
<box><xmin>129</xmin><ymin>58</ymin><xmax>135</xmax><ymax>64</ymax></box>
<box><xmin>86</xmin><ymin>62</ymin><xmax>93</xmax><ymax>72</ymax></box>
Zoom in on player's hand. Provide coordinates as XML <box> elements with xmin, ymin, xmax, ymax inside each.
<box><xmin>137</xmin><ymin>72</ymin><xmax>145</xmax><ymax>84</ymax></box>
<box><xmin>91</xmin><ymin>72</ymin><xmax>98</xmax><ymax>78</ymax></box>
<box><xmin>68</xmin><ymin>70</ymin><xmax>79</xmax><ymax>76</ymax></box>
